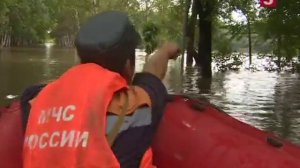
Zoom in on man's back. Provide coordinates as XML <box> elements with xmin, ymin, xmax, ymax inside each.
<box><xmin>23</xmin><ymin>64</ymin><xmax>128</xmax><ymax>167</ymax></box>
<box><xmin>21</xmin><ymin>64</ymin><xmax>169</xmax><ymax>168</ymax></box>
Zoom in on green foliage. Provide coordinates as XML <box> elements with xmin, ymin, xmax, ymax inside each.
<box><xmin>256</xmin><ymin>0</ymin><xmax>300</xmax><ymax>62</ymax></box>
<box><xmin>0</xmin><ymin>0</ymin><xmax>50</xmax><ymax>46</ymax></box>
<box><xmin>0</xmin><ymin>0</ymin><xmax>299</xmax><ymax>69</ymax></box>
<box><xmin>0</xmin><ymin>0</ymin><xmax>185</xmax><ymax>48</ymax></box>
<box><xmin>213</xmin><ymin>0</ymin><xmax>300</xmax><ymax>70</ymax></box>
<box><xmin>144</xmin><ymin>1</ymin><xmax>183</xmax><ymax>42</ymax></box>
<box><xmin>212</xmin><ymin>21</ymin><xmax>232</xmax><ymax>57</ymax></box>
<box><xmin>212</xmin><ymin>21</ymin><xmax>243</xmax><ymax>71</ymax></box>
<box><xmin>142</xmin><ymin>22</ymin><xmax>159</xmax><ymax>54</ymax></box>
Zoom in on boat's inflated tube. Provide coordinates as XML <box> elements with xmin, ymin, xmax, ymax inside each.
<box><xmin>152</xmin><ymin>95</ymin><xmax>300</xmax><ymax>168</ymax></box>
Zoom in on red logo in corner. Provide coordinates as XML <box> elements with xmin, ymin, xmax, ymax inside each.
<box><xmin>260</xmin><ymin>0</ymin><xmax>277</xmax><ymax>8</ymax></box>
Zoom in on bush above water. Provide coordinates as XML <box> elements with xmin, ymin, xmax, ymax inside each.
<box><xmin>212</xmin><ymin>52</ymin><xmax>300</xmax><ymax>73</ymax></box>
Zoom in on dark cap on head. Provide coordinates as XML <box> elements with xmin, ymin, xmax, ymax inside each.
<box><xmin>75</xmin><ymin>11</ymin><xmax>140</xmax><ymax>73</ymax></box>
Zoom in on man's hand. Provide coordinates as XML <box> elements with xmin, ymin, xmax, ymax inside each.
<box><xmin>160</xmin><ymin>42</ymin><xmax>181</xmax><ymax>60</ymax></box>
<box><xmin>143</xmin><ymin>42</ymin><xmax>180</xmax><ymax>80</ymax></box>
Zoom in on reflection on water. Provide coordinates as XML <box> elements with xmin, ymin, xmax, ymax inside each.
<box><xmin>0</xmin><ymin>48</ymin><xmax>77</xmax><ymax>105</ymax></box>
<box><xmin>1</xmin><ymin>47</ymin><xmax>300</xmax><ymax>144</ymax></box>
<box><xmin>182</xmin><ymin>68</ymin><xmax>300</xmax><ymax>144</ymax></box>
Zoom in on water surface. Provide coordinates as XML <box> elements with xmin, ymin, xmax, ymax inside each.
<box><xmin>1</xmin><ymin>47</ymin><xmax>300</xmax><ymax>144</ymax></box>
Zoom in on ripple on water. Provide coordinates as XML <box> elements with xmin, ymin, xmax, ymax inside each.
<box><xmin>179</xmin><ymin>67</ymin><xmax>300</xmax><ymax>144</ymax></box>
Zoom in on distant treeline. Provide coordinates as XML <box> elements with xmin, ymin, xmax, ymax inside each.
<box><xmin>1</xmin><ymin>0</ymin><xmax>299</xmax><ymax>76</ymax></box>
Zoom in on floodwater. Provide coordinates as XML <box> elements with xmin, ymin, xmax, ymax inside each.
<box><xmin>1</xmin><ymin>47</ymin><xmax>300</xmax><ymax>144</ymax></box>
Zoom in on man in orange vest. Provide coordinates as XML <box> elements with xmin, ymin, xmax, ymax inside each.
<box><xmin>21</xmin><ymin>11</ymin><xmax>180</xmax><ymax>168</ymax></box>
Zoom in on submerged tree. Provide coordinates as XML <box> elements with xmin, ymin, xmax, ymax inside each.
<box><xmin>229</xmin><ymin>0</ymin><xmax>258</xmax><ymax>66</ymax></box>
<box><xmin>0</xmin><ymin>0</ymin><xmax>50</xmax><ymax>47</ymax></box>
<box><xmin>257</xmin><ymin>0</ymin><xmax>300</xmax><ymax>69</ymax></box>
<box><xmin>185</xmin><ymin>0</ymin><xmax>199</xmax><ymax>66</ymax></box>
<box><xmin>142</xmin><ymin>22</ymin><xmax>159</xmax><ymax>55</ymax></box>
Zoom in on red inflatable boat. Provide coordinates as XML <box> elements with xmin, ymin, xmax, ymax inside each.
<box><xmin>152</xmin><ymin>95</ymin><xmax>300</xmax><ymax>168</ymax></box>
<box><xmin>0</xmin><ymin>101</ymin><xmax>23</xmax><ymax>168</ymax></box>
<box><xmin>1</xmin><ymin>95</ymin><xmax>300</xmax><ymax>168</ymax></box>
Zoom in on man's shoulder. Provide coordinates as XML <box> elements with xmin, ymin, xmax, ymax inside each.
<box><xmin>108</xmin><ymin>86</ymin><xmax>151</xmax><ymax>115</ymax></box>
<box><xmin>132</xmin><ymin>72</ymin><xmax>168</xmax><ymax>110</ymax></box>
<box><xmin>20</xmin><ymin>84</ymin><xmax>46</xmax><ymax>105</ymax></box>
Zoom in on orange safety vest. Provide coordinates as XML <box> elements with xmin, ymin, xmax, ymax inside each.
<box><xmin>23</xmin><ymin>63</ymin><xmax>154</xmax><ymax>168</ymax></box>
